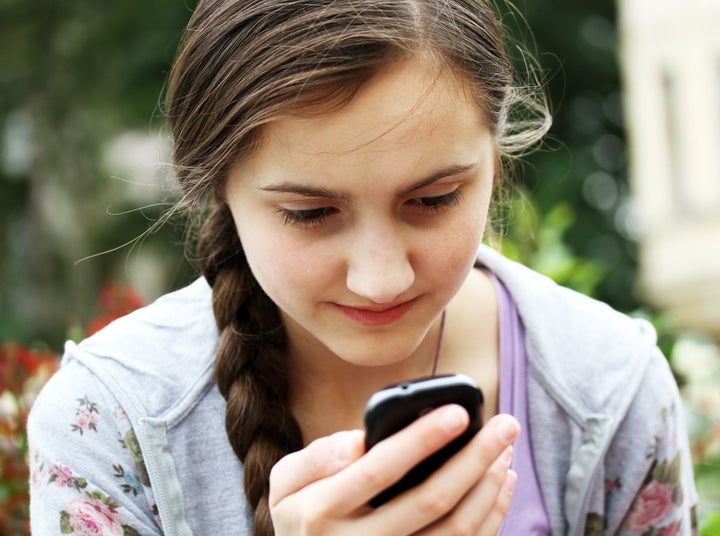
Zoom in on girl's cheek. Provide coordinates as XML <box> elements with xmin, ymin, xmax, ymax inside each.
<box><xmin>248</xmin><ymin>235</ymin><xmax>333</xmax><ymax>298</ymax></box>
<box><xmin>427</xmin><ymin>224</ymin><xmax>483</xmax><ymax>274</ymax></box>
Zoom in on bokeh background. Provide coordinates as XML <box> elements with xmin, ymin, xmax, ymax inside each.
<box><xmin>1</xmin><ymin>0</ymin><xmax>719</xmax><ymax>533</ymax></box>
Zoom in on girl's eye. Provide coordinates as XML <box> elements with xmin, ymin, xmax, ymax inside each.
<box><xmin>278</xmin><ymin>207</ymin><xmax>337</xmax><ymax>228</ymax></box>
<box><xmin>409</xmin><ymin>189</ymin><xmax>463</xmax><ymax>214</ymax></box>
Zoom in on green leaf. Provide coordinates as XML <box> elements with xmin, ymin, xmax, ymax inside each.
<box><xmin>654</xmin><ymin>459</ymin><xmax>669</xmax><ymax>482</ymax></box>
<box><xmin>123</xmin><ymin>525</ymin><xmax>142</xmax><ymax>536</ymax></box>
<box><xmin>88</xmin><ymin>490</ymin><xmax>107</xmax><ymax>502</ymax></box>
<box><xmin>60</xmin><ymin>510</ymin><xmax>73</xmax><ymax>534</ymax></box>
<box><xmin>105</xmin><ymin>496</ymin><xmax>122</xmax><ymax>509</ymax></box>
<box><xmin>667</xmin><ymin>454</ymin><xmax>681</xmax><ymax>488</ymax></box>
<box><xmin>584</xmin><ymin>512</ymin><xmax>603</xmax><ymax>536</ymax></box>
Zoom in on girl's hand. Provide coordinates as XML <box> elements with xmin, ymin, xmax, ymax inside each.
<box><xmin>269</xmin><ymin>405</ymin><xmax>520</xmax><ymax>535</ymax></box>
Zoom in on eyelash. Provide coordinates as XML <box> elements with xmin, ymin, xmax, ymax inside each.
<box><xmin>410</xmin><ymin>189</ymin><xmax>464</xmax><ymax>214</ymax></box>
<box><xmin>279</xmin><ymin>207</ymin><xmax>337</xmax><ymax>229</ymax></box>
<box><xmin>278</xmin><ymin>190</ymin><xmax>464</xmax><ymax>229</ymax></box>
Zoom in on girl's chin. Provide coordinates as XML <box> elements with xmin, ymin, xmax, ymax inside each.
<box><xmin>324</xmin><ymin>335</ymin><xmax>428</xmax><ymax>370</ymax></box>
<box><xmin>283</xmin><ymin>304</ymin><xmax>442</xmax><ymax>368</ymax></box>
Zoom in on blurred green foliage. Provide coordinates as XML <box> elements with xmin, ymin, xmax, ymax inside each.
<box><xmin>0</xmin><ymin>0</ymin><xmax>197</xmax><ymax>348</ymax></box>
<box><xmin>702</xmin><ymin>513</ymin><xmax>720</xmax><ymax>536</ymax></box>
<box><xmin>497</xmin><ymin>0</ymin><xmax>636</xmax><ymax>309</ymax></box>
<box><xmin>0</xmin><ymin>0</ymin><xmax>636</xmax><ymax>347</ymax></box>
<box><xmin>1</xmin><ymin>0</ymin><xmax>718</xmax><ymax>530</ymax></box>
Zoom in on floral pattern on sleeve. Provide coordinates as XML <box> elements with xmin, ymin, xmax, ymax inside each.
<box><xmin>584</xmin><ymin>457</ymin><xmax>688</xmax><ymax>536</ymax></box>
<box><xmin>584</xmin><ymin>400</ymin><xmax>698</xmax><ymax>536</ymax></box>
<box><xmin>30</xmin><ymin>458</ymin><xmax>141</xmax><ymax>536</ymax></box>
<box><xmin>112</xmin><ymin>407</ymin><xmax>160</xmax><ymax>524</ymax></box>
<box><xmin>621</xmin><ymin>453</ymin><xmax>684</xmax><ymax>535</ymax></box>
<box><xmin>617</xmin><ymin>402</ymin><xmax>696</xmax><ymax>535</ymax></box>
<box><xmin>60</xmin><ymin>491</ymin><xmax>140</xmax><ymax>536</ymax></box>
<box><xmin>70</xmin><ymin>396</ymin><xmax>100</xmax><ymax>435</ymax></box>
<box><xmin>29</xmin><ymin>396</ymin><xmax>161</xmax><ymax>533</ymax></box>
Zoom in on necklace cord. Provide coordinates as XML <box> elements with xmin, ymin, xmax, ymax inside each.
<box><xmin>431</xmin><ymin>309</ymin><xmax>446</xmax><ymax>377</ymax></box>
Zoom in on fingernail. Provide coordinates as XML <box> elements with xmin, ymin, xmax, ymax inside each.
<box><xmin>503</xmin><ymin>470</ymin><xmax>517</xmax><ymax>495</ymax></box>
<box><xmin>439</xmin><ymin>405</ymin><xmax>467</xmax><ymax>432</ymax></box>
<box><xmin>496</xmin><ymin>415</ymin><xmax>520</xmax><ymax>443</ymax></box>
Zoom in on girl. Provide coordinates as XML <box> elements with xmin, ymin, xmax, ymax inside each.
<box><xmin>28</xmin><ymin>1</ymin><xmax>698</xmax><ymax>534</ymax></box>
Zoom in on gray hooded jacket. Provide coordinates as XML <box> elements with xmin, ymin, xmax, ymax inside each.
<box><xmin>28</xmin><ymin>246</ymin><xmax>698</xmax><ymax>535</ymax></box>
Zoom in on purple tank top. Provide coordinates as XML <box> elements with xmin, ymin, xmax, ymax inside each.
<box><xmin>489</xmin><ymin>272</ymin><xmax>552</xmax><ymax>535</ymax></box>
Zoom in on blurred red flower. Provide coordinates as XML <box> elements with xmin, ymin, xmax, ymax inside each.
<box><xmin>85</xmin><ymin>281</ymin><xmax>146</xmax><ymax>336</ymax></box>
<box><xmin>0</xmin><ymin>343</ymin><xmax>59</xmax><ymax>534</ymax></box>
<box><xmin>1</xmin><ymin>280</ymin><xmax>145</xmax><ymax>535</ymax></box>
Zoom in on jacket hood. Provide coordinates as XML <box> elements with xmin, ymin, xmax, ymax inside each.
<box><xmin>477</xmin><ymin>245</ymin><xmax>657</xmax><ymax>424</ymax></box>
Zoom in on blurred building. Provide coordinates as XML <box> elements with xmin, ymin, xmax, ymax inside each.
<box><xmin>619</xmin><ymin>0</ymin><xmax>720</xmax><ymax>336</ymax></box>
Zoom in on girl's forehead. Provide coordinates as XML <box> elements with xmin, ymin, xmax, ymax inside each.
<box><xmin>262</xmin><ymin>59</ymin><xmax>486</xmax><ymax>158</ymax></box>
<box><xmin>226</xmin><ymin>60</ymin><xmax>494</xmax><ymax>197</ymax></box>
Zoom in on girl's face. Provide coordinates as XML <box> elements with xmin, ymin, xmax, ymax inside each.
<box><xmin>225</xmin><ymin>59</ymin><xmax>497</xmax><ymax>368</ymax></box>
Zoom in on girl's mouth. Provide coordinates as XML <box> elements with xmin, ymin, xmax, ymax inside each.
<box><xmin>332</xmin><ymin>298</ymin><xmax>417</xmax><ymax>326</ymax></box>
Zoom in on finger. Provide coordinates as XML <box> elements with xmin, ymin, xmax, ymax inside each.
<box><xmin>318</xmin><ymin>404</ymin><xmax>470</xmax><ymax>513</ymax></box>
<box><xmin>476</xmin><ymin>469</ymin><xmax>517</xmax><ymax>536</ymax></box>
<box><xmin>417</xmin><ymin>446</ymin><xmax>514</xmax><ymax>536</ymax></box>
<box><xmin>372</xmin><ymin>413</ymin><xmax>519</xmax><ymax>534</ymax></box>
<box><xmin>268</xmin><ymin>429</ymin><xmax>365</xmax><ymax>508</ymax></box>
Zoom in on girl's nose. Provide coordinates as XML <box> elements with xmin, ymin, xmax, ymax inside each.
<box><xmin>345</xmin><ymin>224</ymin><xmax>415</xmax><ymax>304</ymax></box>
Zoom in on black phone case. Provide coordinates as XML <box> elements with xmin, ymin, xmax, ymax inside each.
<box><xmin>363</xmin><ymin>373</ymin><xmax>484</xmax><ymax>507</ymax></box>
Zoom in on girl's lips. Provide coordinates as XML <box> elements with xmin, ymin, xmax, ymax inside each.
<box><xmin>333</xmin><ymin>298</ymin><xmax>417</xmax><ymax>326</ymax></box>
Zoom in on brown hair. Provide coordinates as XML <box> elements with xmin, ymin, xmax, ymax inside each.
<box><xmin>165</xmin><ymin>1</ymin><xmax>548</xmax><ymax>533</ymax></box>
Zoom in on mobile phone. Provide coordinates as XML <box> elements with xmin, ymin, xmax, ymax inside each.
<box><xmin>363</xmin><ymin>373</ymin><xmax>484</xmax><ymax>507</ymax></box>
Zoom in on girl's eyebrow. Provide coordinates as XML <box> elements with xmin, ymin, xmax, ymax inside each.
<box><xmin>259</xmin><ymin>162</ymin><xmax>478</xmax><ymax>201</ymax></box>
<box><xmin>259</xmin><ymin>183</ymin><xmax>352</xmax><ymax>201</ymax></box>
<box><xmin>396</xmin><ymin>162</ymin><xmax>477</xmax><ymax>199</ymax></box>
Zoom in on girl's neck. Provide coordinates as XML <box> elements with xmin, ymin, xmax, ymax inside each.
<box><xmin>286</xmin><ymin>313</ymin><xmax>446</xmax><ymax>442</ymax></box>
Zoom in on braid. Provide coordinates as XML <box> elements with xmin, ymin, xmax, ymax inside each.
<box><xmin>198</xmin><ymin>200</ymin><xmax>303</xmax><ymax>536</ymax></box>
